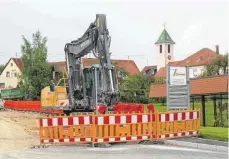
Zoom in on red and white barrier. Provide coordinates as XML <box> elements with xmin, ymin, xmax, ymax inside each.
<box><xmin>39</xmin><ymin>115</ymin><xmax>93</xmax><ymax>126</ymax></box>
<box><xmin>159</xmin><ymin>111</ymin><xmax>199</xmax><ymax>122</ymax></box>
<box><xmin>94</xmin><ymin>114</ymin><xmax>155</xmax><ymax>125</ymax></box>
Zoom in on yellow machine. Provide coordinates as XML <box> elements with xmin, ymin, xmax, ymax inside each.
<box><xmin>41</xmin><ymin>70</ymin><xmax>69</xmax><ymax>109</ymax></box>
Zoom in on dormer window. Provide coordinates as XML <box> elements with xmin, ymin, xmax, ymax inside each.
<box><xmin>151</xmin><ymin>69</ymin><xmax>155</xmax><ymax>75</ymax></box>
<box><xmin>11</xmin><ymin>63</ymin><xmax>13</xmax><ymax>66</ymax></box>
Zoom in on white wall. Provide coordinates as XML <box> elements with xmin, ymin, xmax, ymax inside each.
<box><xmin>156</xmin><ymin>44</ymin><xmax>174</xmax><ymax>70</ymax></box>
<box><xmin>0</xmin><ymin>59</ymin><xmax>21</xmax><ymax>88</ymax></box>
<box><xmin>189</xmin><ymin>66</ymin><xmax>204</xmax><ymax>78</ymax></box>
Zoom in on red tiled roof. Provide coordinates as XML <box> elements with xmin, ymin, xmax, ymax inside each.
<box><xmin>49</xmin><ymin>58</ymin><xmax>140</xmax><ymax>75</ymax></box>
<box><xmin>49</xmin><ymin>61</ymin><xmax>66</xmax><ymax>72</ymax></box>
<box><xmin>111</xmin><ymin>59</ymin><xmax>140</xmax><ymax>75</ymax></box>
<box><xmin>168</xmin><ymin>60</ymin><xmax>183</xmax><ymax>66</ymax></box>
<box><xmin>154</xmin><ymin>67</ymin><xmax>166</xmax><ymax>78</ymax></box>
<box><xmin>81</xmin><ymin>58</ymin><xmax>140</xmax><ymax>75</ymax></box>
<box><xmin>178</xmin><ymin>48</ymin><xmax>218</xmax><ymax>67</ymax></box>
<box><xmin>154</xmin><ymin>48</ymin><xmax>218</xmax><ymax>78</ymax></box>
<box><xmin>149</xmin><ymin>75</ymin><xmax>228</xmax><ymax>98</ymax></box>
<box><xmin>11</xmin><ymin>58</ymin><xmax>23</xmax><ymax>70</ymax></box>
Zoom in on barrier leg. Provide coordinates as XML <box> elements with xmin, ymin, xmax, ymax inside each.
<box><xmin>92</xmin><ymin>114</ymin><xmax>95</xmax><ymax>148</ymax></box>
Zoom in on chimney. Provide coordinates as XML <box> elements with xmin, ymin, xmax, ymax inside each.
<box><xmin>215</xmin><ymin>45</ymin><xmax>219</xmax><ymax>54</ymax></box>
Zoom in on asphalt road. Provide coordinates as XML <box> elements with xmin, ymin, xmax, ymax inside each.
<box><xmin>170</xmin><ymin>137</ymin><xmax>228</xmax><ymax>147</ymax></box>
<box><xmin>0</xmin><ymin>144</ymin><xmax>227</xmax><ymax>159</ymax></box>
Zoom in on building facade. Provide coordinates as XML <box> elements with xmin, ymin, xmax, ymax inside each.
<box><xmin>0</xmin><ymin>58</ymin><xmax>23</xmax><ymax>89</ymax></box>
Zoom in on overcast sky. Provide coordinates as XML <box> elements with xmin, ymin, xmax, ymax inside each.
<box><xmin>0</xmin><ymin>0</ymin><xmax>228</xmax><ymax>70</ymax></box>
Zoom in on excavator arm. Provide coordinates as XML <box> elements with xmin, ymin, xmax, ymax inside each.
<box><xmin>64</xmin><ymin>14</ymin><xmax>118</xmax><ymax>111</ymax></box>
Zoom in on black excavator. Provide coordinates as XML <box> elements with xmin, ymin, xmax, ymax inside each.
<box><xmin>63</xmin><ymin>14</ymin><xmax>119</xmax><ymax>114</ymax></box>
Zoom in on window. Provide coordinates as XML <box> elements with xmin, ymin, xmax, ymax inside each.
<box><xmin>189</xmin><ymin>68</ymin><xmax>194</xmax><ymax>78</ymax></box>
<box><xmin>151</xmin><ymin>69</ymin><xmax>155</xmax><ymax>75</ymax></box>
<box><xmin>6</xmin><ymin>72</ymin><xmax>10</xmax><ymax>77</ymax></box>
<box><xmin>0</xmin><ymin>83</ymin><xmax>5</xmax><ymax>88</ymax></box>
<box><xmin>11</xmin><ymin>70</ymin><xmax>17</xmax><ymax>77</ymax></box>
<box><xmin>160</xmin><ymin>45</ymin><xmax>162</xmax><ymax>53</ymax></box>
<box><xmin>11</xmin><ymin>63</ymin><xmax>13</xmax><ymax>66</ymax></box>
<box><xmin>193</xmin><ymin>68</ymin><xmax>198</xmax><ymax>77</ymax></box>
<box><xmin>168</xmin><ymin>45</ymin><xmax>170</xmax><ymax>53</ymax></box>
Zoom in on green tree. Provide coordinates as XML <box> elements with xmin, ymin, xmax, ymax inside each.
<box><xmin>154</xmin><ymin>77</ymin><xmax>165</xmax><ymax>83</ymax></box>
<box><xmin>0</xmin><ymin>65</ymin><xmax>5</xmax><ymax>74</ymax></box>
<box><xmin>18</xmin><ymin>30</ymin><xmax>52</xmax><ymax>100</ymax></box>
<box><xmin>119</xmin><ymin>74</ymin><xmax>154</xmax><ymax>103</ymax></box>
<box><xmin>201</xmin><ymin>53</ymin><xmax>228</xmax><ymax>76</ymax></box>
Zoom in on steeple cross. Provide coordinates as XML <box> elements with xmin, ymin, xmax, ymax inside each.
<box><xmin>163</xmin><ymin>22</ymin><xmax>166</xmax><ymax>30</ymax></box>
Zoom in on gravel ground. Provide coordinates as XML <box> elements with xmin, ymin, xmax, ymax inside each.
<box><xmin>0</xmin><ymin>109</ymin><xmax>43</xmax><ymax>153</ymax></box>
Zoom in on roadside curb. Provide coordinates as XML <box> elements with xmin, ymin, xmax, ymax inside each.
<box><xmin>165</xmin><ymin>140</ymin><xmax>228</xmax><ymax>152</ymax></box>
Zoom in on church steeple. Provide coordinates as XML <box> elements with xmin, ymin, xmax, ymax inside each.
<box><xmin>155</xmin><ymin>25</ymin><xmax>175</xmax><ymax>70</ymax></box>
<box><xmin>155</xmin><ymin>29</ymin><xmax>175</xmax><ymax>44</ymax></box>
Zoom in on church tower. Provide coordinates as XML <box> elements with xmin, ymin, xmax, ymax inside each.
<box><xmin>155</xmin><ymin>27</ymin><xmax>175</xmax><ymax>70</ymax></box>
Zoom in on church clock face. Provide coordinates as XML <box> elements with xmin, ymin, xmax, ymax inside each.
<box><xmin>168</xmin><ymin>55</ymin><xmax>171</xmax><ymax>60</ymax></box>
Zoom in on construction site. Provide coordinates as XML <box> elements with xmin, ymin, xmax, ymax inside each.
<box><xmin>0</xmin><ymin>1</ymin><xmax>228</xmax><ymax>159</ymax></box>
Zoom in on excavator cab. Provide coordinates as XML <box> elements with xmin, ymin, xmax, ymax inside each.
<box><xmin>80</xmin><ymin>64</ymin><xmax>118</xmax><ymax>111</ymax></box>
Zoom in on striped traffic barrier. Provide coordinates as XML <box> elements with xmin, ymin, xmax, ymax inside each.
<box><xmin>93</xmin><ymin>113</ymin><xmax>157</xmax><ymax>143</ymax></box>
<box><xmin>37</xmin><ymin>109</ymin><xmax>200</xmax><ymax>145</ymax></box>
<box><xmin>39</xmin><ymin>114</ymin><xmax>93</xmax><ymax>144</ymax></box>
<box><xmin>157</xmin><ymin>109</ymin><xmax>200</xmax><ymax>139</ymax></box>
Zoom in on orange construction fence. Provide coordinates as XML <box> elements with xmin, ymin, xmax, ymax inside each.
<box><xmin>3</xmin><ymin>100</ymin><xmax>63</xmax><ymax>114</ymax></box>
<box><xmin>37</xmin><ymin>109</ymin><xmax>200</xmax><ymax>145</ymax></box>
<box><xmin>3</xmin><ymin>100</ymin><xmax>154</xmax><ymax>115</ymax></box>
